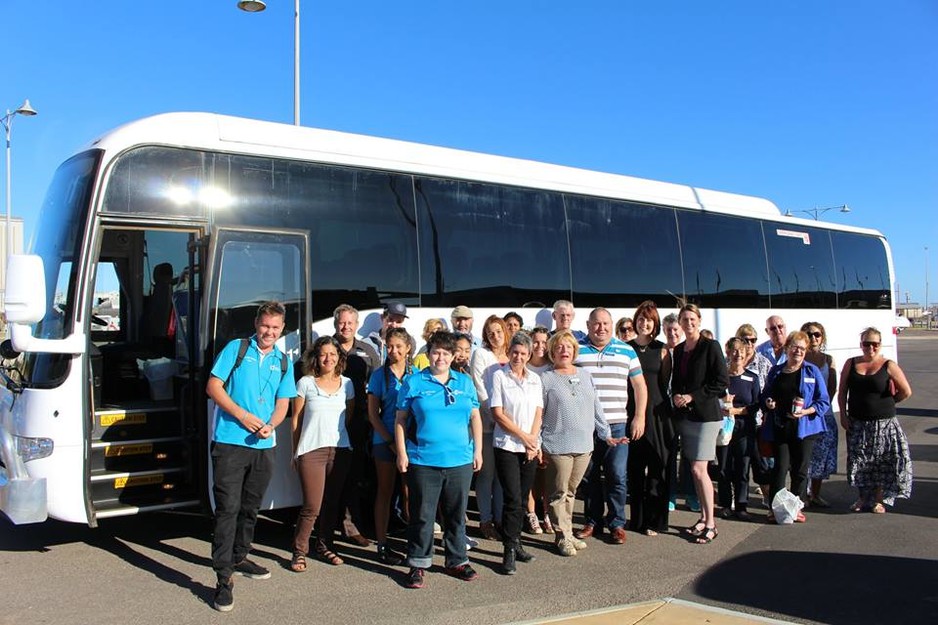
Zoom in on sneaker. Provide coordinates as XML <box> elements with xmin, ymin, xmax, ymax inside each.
<box><xmin>513</xmin><ymin>543</ymin><xmax>536</xmax><ymax>563</ymax></box>
<box><xmin>541</xmin><ymin>515</ymin><xmax>555</xmax><ymax>534</ymax></box>
<box><xmin>466</xmin><ymin>537</ymin><xmax>479</xmax><ymax>551</ymax></box>
<box><xmin>433</xmin><ymin>522</ymin><xmax>443</xmax><ymax>536</ymax></box>
<box><xmin>444</xmin><ymin>563</ymin><xmax>479</xmax><ymax>581</ymax></box>
<box><xmin>213</xmin><ymin>578</ymin><xmax>234</xmax><ymax>612</ymax></box>
<box><xmin>479</xmin><ymin>521</ymin><xmax>502</xmax><ymax>541</ymax></box>
<box><xmin>556</xmin><ymin>538</ymin><xmax>577</xmax><ymax>557</ymax></box>
<box><xmin>687</xmin><ymin>496</ymin><xmax>701</xmax><ymax>513</ymax></box>
<box><xmin>233</xmin><ymin>558</ymin><xmax>271</xmax><ymax>580</ymax></box>
<box><xmin>377</xmin><ymin>543</ymin><xmax>403</xmax><ymax>566</ymax></box>
<box><xmin>525</xmin><ymin>512</ymin><xmax>544</xmax><ymax>534</ymax></box>
<box><xmin>404</xmin><ymin>568</ymin><xmax>425</xmax><ymax>589</ymax></box>
<box><xmin>668</xmin><ymin>499</ymin><xmax>676</xmax><ymax>512</ymax></box>
<box><xmin>571</xmin><ymin>538</ymin><xmax>588</xmax><ymax>550</ymax></box>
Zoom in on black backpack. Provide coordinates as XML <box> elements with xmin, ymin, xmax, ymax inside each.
<box><xmin>223</xmin><ymin>338</ymin><xmax>290</xmax><ymax>391</ymax></box>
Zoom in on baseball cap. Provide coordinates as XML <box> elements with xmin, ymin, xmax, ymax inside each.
<box><xmin>384</xmin><ymin>301</ymin><xmax>409</xmax><ymax>318</ymax></box>
<box><xmin>451</xmin><ymin>305</ymin><xmax>473</xmax><ymax>319</ymax></box>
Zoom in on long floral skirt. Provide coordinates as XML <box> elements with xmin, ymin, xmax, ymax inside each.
<box><xmin>846</xmin><ymin>416</ymin><xmax>912</xmax><ymax>506</ymax></box>
<box><xmin>809</xmin><ymin>412</ymin><xmax>838</xmax><ymax>480</ymax></box>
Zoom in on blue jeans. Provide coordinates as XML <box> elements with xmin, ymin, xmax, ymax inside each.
<box><xmin>583</xmin><ymin>422</ymin><xmax>629</xmax><ymax>530</ymax></box>
<box><xmin>405</xmin><ymin>463</ymin><xmax>473</xmax><ymax>570</ymax></box>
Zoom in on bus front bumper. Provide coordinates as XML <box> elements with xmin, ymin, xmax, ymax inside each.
<box><xmin>0</xmin><ymin>469</ymin><xmax>47</xmax><ymax>524</ymax></box>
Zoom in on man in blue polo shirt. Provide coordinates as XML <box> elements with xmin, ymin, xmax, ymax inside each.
<box><xmin>207</xmin><ymin>301</ymin><xmax>297</xmax><ymax>612</ymax></box>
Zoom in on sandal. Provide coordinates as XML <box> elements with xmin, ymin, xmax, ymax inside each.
<box><xmin>315</xmin><ymin>546</ymin><xmax>344</xmax><ymax>566</ymax></box>
<box><xmin>871</xmin><ymin>502</ymin><xmax>886</xmax><ymax>514</ymax></box>
<box><xmin>850</xmin><ymin>499</ymin><xmax>868</xmax><ymax>513</ymax></box>
<box><xmin>695</xmin><ymin>526</ymin><xmax>718</xmax><ymax>544</ymax></box>
<box><xmin>685</xmin><ymin>518</ymin><xmax>707</xmax><ymax>537</ymax></box>
<box><xmin>290</xmin><ymin>554</ymin><xmax>307</xmax><ymax>573</ymax></box>
<box><xmin>644</xmin><ymin>528</ymin><xmax>658</xmax><ymax>537</ymax></box>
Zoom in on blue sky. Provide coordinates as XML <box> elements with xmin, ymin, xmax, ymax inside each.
<box><xmin>4</xmin><ymin>1</ymin><xmax>936</xmax><ymax>306</ymax></box>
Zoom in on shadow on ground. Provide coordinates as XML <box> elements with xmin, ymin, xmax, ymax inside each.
<box><xmin>690</xmin><ymin>550</ymin><xmax>938</xmax><ymax>624</ymax></box>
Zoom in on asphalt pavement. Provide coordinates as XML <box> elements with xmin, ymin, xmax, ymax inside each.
<box><xmin>2</xmin><ymin>331</ymin><xmax>935</xmax><ymax>625</ymax></box>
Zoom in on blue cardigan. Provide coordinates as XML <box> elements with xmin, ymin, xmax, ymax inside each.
<box><xmin>762</xmin><ymin>360</ymin><xmax>830</xmax><ymax>440</ymax></box>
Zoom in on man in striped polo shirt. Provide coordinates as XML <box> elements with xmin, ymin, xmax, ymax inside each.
<box><xmin>574</xmin><ymin>307</ymin><xmax>647</xmax><ymax>544</ymax></box>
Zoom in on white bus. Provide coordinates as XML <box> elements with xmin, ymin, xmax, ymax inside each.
<box><xmin>0</xmin><ymin>113</ymin><xmax>896</xmax><ymax>526</ymax></box>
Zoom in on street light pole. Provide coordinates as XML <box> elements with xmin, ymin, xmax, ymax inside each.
<box><xmin>784</xmin><ymin>204</ymin><xmax>851</xmax><ymax>220</ymax></box>
<box><xmin>927</xmin><ymin>246</ymin><xmax>930</xmax><ymax>331</ymax></box>
<box><xmin>2</xmin><ymin>99</ymin><xmax>38</xmax><ymax>266</ymax></box>
<box><xmin>238</xmin><ymin>0</ymin><xmax>301</xmax><ymax>126</ymax></box>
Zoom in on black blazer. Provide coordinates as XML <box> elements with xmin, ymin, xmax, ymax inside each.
<box><xmin>671</xmin><ymin>336</ymin><xmax>729</xmax><ymax>423</ymax></box>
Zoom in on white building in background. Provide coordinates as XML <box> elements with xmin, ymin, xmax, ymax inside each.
<box><xmin>1</xmin><ymin>216</ymin><xmax>26</xmax><ymax>330</ymax></box>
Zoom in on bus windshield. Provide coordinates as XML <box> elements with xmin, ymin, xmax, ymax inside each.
<box><xmin>22</xmin><ymin>150</ymin><xmax>100</xmax><ymax>386</ymax></box>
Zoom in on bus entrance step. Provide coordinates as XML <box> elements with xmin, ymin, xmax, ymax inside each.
<box><xmin>93</xmin><ymin>406</ymin><xmax>181</xmax><ymax>442</ymax></box>
<box><xmin>90</xmin><ymin>468</ymin><xmax>193</xmax><ymax>509</ymax></box>
<box><xmin>90</xmin><ymin>437</ymin><xmax>190</xmax><ymax>474</ymax></box>
<box><xmin>94</xmin><ymin>497</ymin><xmax>202</xmax><ymax>520</ymax></box>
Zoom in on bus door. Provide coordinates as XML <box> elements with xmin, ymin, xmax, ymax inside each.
<box><xmin>205</xmin><ymin>228</ymin><xmax>310</xmax><ymax>510</ymax></box>
<box><xmin>88</xmin><ymin>227</ymin><xmax>204</xmax><ymax>523</ymax></box>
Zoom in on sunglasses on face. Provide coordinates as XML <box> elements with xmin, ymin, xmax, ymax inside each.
<box><xmin>617</xmin><ymin>327</ymin><xmax>632</xmax><ymax>333</ymax></box>
<box><xmin>742</xmin><ymin>337</ymin><xmax>757</xmax><ymax>344</ymax></box>
<box><xmin>861</xmin><ymin>341</ymin><xmax>880</xmax><ymax>349</ymax></box>
<box><xmin>768</xmin><ymin>325</ymin><xmax>785</xmax><ymax>332</ymax></box>
<box><xmin>807</xmin><ymin>331</ymin><xmax>822</xmax><ymax>339</ymax></box>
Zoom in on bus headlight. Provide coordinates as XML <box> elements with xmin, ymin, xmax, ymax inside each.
<box><xmin>15</xmin><ymin>436</ymin><xmax>54</xmax><ymax>462</ymax></box>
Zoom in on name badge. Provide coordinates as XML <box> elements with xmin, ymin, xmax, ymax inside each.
<box><xmin>805</xmin><ymin>377</ymin><xmax>816</xmax><ymax>384</ymax></box>
<box><xmin>741</xmin><ymin>375</ymin><xmax>754</xmax><ymax>382</ymax></box>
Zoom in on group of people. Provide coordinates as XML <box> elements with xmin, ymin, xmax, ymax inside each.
<box><xmin>204</xmin><ymin>299</ymin><xmax>914</xmax><ymax>609</ymax></box>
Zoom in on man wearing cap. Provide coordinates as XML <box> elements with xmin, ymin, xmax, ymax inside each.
<box><xmin>549</xmin><ymin>299</ymin><xmax>586</xmax><ymax>341</ymax></box>
<box><xmin>451</xmin><ymin>305</ymin><xmax>482</xmax><ymax>351</ymax></box>
<box><xmin>365</xmin><ymin>302</ymin><xmax>412</xmax><ymax>362</ymax></box>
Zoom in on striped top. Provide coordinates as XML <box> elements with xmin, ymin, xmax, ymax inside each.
<box><xmin>576</xmin><ymin>337</ymin><xmax>643</xmax><ymax>424</ymax></box>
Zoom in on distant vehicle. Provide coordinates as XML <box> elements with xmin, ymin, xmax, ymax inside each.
<box><xmin>1</xmin><ymin>112</ymin><xmax>899</xmax><ymax>526</ymax></box>
<box><xmin>895</xmin><ymin>315</ymin><xmax>912</xmax><ymax>333</ymax></box>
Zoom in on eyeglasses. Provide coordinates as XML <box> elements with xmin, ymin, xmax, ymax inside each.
<box><xmin>807</xmin><ymin>331</ymin><xmax>823</xmax><ymax>339</ymax></box>
<box><xmin>861</xmin><ymin>341</ymin><xmax>880</xmax><ymax>349</ymax></box>
<box><xmin>789</xmin><ymin>345</ymin><xmax>807</xmax><ymax>353</ymax></box>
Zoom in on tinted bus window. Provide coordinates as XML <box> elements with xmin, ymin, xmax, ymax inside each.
<box><xmin>566</xmin><ymin>197</ymin><xmax>682</xmax><ymax>308</ymax></box>
<box><xmin>830</xmin><ymin>231</ymin><xmax>891</xmax><ymax>309</ymax></box>
<box><xmin>216</xmin><ymin>156</ymin><xmax>419</xmax><ymax>319</ymax></box>
<box><xmin>102</xmin><ymin>146</ymin><xmax>209</xmax><ymax>218</ymax></box>
<box><xmin>677</xmin><ymin>211</ymin><xmax>769</xmax><ymax>308</ymax></box>
<box><xmin>763</xmin><ymin>224</ymin><xmax>837</xmax><ymax>308</ymax></box>
<box><xmin>414</xmin><ymin>177</ymin><xmax>570</xmax><ymax>308</ymax></box>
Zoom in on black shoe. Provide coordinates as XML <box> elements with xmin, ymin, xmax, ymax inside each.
<box><xmin>377</xmin><ymin>543</ymin><xmax>403</xmax><ymax>566</ymax></box>
<box><xmin>717</xmin><ymin>507</ymin><xmax>735</xmax><ymax>520</ymax></box>
<box><xmin>213</xmin><ymin>578</ymin><xmax>234</xmax><ymax>612</ymax></box>
<box><xmin>501</xmin><ymin>545</ymin><xmax>517</xmax><ymax>575</ymax></box>
<box><xmin>444</xmin><ymin>563</ymin><xmax>479</xmax><ymax>581</ymax></box>
<box><xmin>514</xmin><ymin>543</ymin><xmax>536</xmax><ymax>563</ymax></box>
<box><xmin>736</xmin><ymin>509</ymin><xmax>753</xmax><ymax>522</ymax></box>
<box><xmin>233</xmin><ymin>558</ymin><xmax>271</xmax><ymax>579</ymax></box>
<box><xmin>404</xmin><ymin>567</ymin><xmax>425</xmax><ymax>589</ymax></box>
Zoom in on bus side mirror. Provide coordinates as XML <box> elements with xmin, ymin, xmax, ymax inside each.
<box><xmin>4</xmin><ymin>254</ymin><xmax>85</xmax><ymax>355</ymax></box>
<box><xmin>5</xmin><ymin>255</ymin><xmax>47</xmax><ymax>324</ymax></box>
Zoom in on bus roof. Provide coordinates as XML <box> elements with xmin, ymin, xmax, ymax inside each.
<box><xmin>88</xmin><ymin>112</ymin><xmax>882</xmax><ymax>236</ymax></box>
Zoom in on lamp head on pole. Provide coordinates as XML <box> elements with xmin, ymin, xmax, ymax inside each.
<box><xmin>839</xmin><ymin>204</ymin><xmax>851</xmax><ymax>214</ymax></box>
<box><xmin>15</xmin><ymin>100</ymin><xmax>37</xmax><ymax>117</ymax></box>
<box><xmin>237</xmin><ymin>0</ymin><xmax>267</xmax><ymax>12</ymax></box>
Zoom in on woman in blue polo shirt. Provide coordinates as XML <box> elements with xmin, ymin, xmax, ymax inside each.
<box><xmin>367</xmin><ymin>326</ymin><xmax>414</xmax><ymax>566</ymax></box>
<box><xmin>394</xmin><ymin>331</ymin><xmax>483</xmax><ymax>589</ymax></box>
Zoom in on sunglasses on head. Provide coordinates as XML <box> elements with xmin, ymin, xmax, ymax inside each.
<box><xmin>861</xmin><ymin>341</ymin><xmax>880</xmax><ymax>348</ymax></box>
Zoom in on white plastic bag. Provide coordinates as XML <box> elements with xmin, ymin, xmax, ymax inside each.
<box><xmin>771</xmin><ymin>488</ymin><xmax>804</xmax><ymax>524</ymax></box>
<box><xmin>716</xmin><ymin>415</ymin><xmax>735</xmax><ymax>446</ymax></box>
